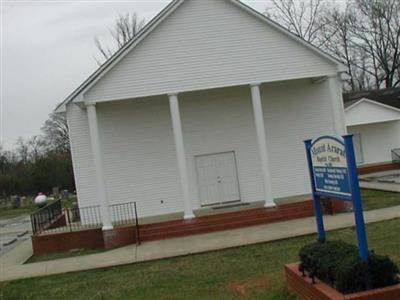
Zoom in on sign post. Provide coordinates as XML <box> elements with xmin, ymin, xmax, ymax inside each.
<box><xmin>304</xmin><ymin>135</ymin><xmax>369</xmax><ymax>261</ymax></box>
<box><xmin>304</xmin><ymin>140</ymin><xmax>325</xmax><ymax>242</ymax></box>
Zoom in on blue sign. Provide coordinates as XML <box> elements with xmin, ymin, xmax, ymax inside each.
<box><xmin>304</xmin><ymin>135</ymin><xmax>369</xmax><ymax>262</ymax></box>
<box><xmin>310</xmin><ymin>136</ymin><xmax>351</xmax><ymax>199</ymax></box>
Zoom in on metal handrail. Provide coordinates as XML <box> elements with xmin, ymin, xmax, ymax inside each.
<box><xmin>134</xmin><ymin>202</ymin><xmax>140</xmax><ymax>245</ymax></box>
<box><xmin>30</xmin><ymin>199</ymin><xmax>62</xmax><ymax>234</ymax></box>
<box><xmin>110</xmin><ymin>202</ymin><xmax>136</xmax><ymax>226</ymax></box>
<box><xmin>392</xmin><ymin>148</ymin><xmax>400</xmax><ymax>162</ymax></box>
<box><xmin>31</xmin><ymin>201</ymin><xmax>140</xmax><ymax>245</ymax></box>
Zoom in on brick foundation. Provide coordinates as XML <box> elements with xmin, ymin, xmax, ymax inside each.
<box><xmin>285</xmin><ymin>263</ymin><xmax>400</xmax><ymax>300</ymax></box>
<box><xmin>102</xmin><ymin>227</ymin><xmax>137</xmax><ymax>249</ymax></box>
<box><xmin>32</xmin><ymin>228</ymin><xmax>104</xmax><ymax>255</ymax></box>
<box><xmin>102</xmin><ymin>229</ymin><xmax>118</xmax><ymax>249</ymax></box>
<box><xmin>139</xmin><ymin>200</ymin><xmax>345</xmax><ymax>242</ymax></box>
<box><xmin>32</xmin><ymin>200</ymin><xmax>345</xmax><ymax>255</ymax></box>
<box><xmin>358</xmin><ymin>162</ymin><xmax>400</xmax><ymax>175</ymax></box>
<box><xmin>32</xmin><ymin>226</ymin><xmax>138</xmax><ymax>255</ymax></box>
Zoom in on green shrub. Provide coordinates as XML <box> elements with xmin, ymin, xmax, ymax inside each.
<box><xmin>299</xmin><ymin>240</ymin><xmax>399</xmax><ymax>294</ymax></box>
<box><xmin>299</xmin><ymin>240</ymin><xmax>358</xmax><ymax>285</ymax></box>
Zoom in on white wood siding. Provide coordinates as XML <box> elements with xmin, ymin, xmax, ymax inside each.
<box><xmin>348</xmin><ymin>121</ymin><xmax>400</xmax><ymax>165</ymax></box>
<box><xmin>345</xmin><ymin>100</ymin><xmax>400</xmax><ymax>126</ymax></box>
<box><xmin>66</xmin><ymin>103</ymin><xmax>98</xmax><ymax>208</ymax></box>
<box><xmin>262</xmin><ymin>79</ymin><xmax>336</xmax><ymax>197</ymax></box>
<box><xmin>98</xmin><ymin>97</ymin><xmax>184</xmax><ymax>217</ymax></box>
<box><xmin>84</xmin><ymin>0</ymin><xmax>337</xmax><ymax>103</ymax></box>
<box><xmin>69</xmin><ymin>79</ymin><xmax>337</xmax><ymax>217</ymax></box>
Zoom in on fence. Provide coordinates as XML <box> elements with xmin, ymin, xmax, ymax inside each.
<box><xmin>30</xmin><ymin>199</ymin><xmax>62</xmax><ymax>234</ymax></box>
<box><xmin>31</xmin><ymin>201</ymin><xmax>140</xmax><ymax>243</ymax></box>
<box><xmin>64</xmin><ymin>205</ymin><xmax>102</xmax><ymax>232</ymax></box>
<box><xmin>392</xmin><ymin>148</ymin><xmax>400</xmax><ymax>163</ymax></box>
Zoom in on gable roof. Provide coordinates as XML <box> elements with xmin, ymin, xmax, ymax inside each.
<box><xmin>344</xmin><ymin>97</ymin><xmax>400</xmax><ymax>126</ymax></box>
<box><xmin>344</xmin><ymin>97</ymin><xmax>400</xmax><ymax>113</ymax></box>
<box><xmin>56</xmin><ymin>0</ymin><xmax>346</xmax><ymax>112</ymax></box>
<box><xmin>343</xmin><ymin>87</ymin><xmax>400</xmax><ymax>110</ymax></box>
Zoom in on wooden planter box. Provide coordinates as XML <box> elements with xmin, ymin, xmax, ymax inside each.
<box><xmin>285</xmin><ymin>263</ymin><xmax>400</xmax><ymax>300</ymax></box>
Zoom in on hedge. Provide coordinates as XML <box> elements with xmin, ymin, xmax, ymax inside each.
<box><xmin>299</xmin><ymin>240</ymin><xmax>399</xmax><ymax>294</ymax></box>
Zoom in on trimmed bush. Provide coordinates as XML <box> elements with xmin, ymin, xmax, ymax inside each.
<box><xmin>299</xmin><ymin>240</ymin><xmax>399</xmax><ymax>294</ymax></box>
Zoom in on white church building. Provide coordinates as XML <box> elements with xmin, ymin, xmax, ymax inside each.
<box><xmin>56</xmin><ymin>0</ymin><xmax>347</xmax><ymax>229</ymax></box>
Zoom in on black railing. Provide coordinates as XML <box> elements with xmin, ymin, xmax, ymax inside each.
<box><xmin>31</xmin><ymin>202</ymin><xmax>140</xmax><ymax>243</ymax></box>
<box><xmin>392</xmin><ymin>148</ymin><xmax>400</xmax><ymax>163</ymax></box>
<box><xmin>109</xmin><ymin>201</ymin><xmax>140</xmax><ymax>244</ymax></box>
<box><xmin>30</xmin><ymin>199</ymin><xmax>62</xmax><ymax>235</ymax></box>
<box><xmin>110</xmin><ymin>202</ymin><xmax>136</xmax><ymax>226</ymax></box>
<box><xmin>64</xmin><ymin>205</ymin><xmax>102</xmax><ymax>232</ymax></box>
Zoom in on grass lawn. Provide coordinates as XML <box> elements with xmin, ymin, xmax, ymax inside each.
<box><xmin>361</xmin><ymin>189</ymin><xmax>400</xmax><ymax>211</ymax></box>
<box><xmin>0</xmin><ymin>205</ymin><xmax>36</xmax><ymax>220</ymax></box>
<box><xmin>0</xmin><ymin>197</ymin><xmax>77</xmax><ymax>220</ymax></box>
<box><xmin>1</xmin><ymin>218</ymin><xmax>399</xmax><ymax>300</ymax></box>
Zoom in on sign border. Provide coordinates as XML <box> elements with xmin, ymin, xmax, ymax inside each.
<box><xmin>310</xmin><ymin>135</ymin><xmax>352</xmax><ymax>199</ymax></box>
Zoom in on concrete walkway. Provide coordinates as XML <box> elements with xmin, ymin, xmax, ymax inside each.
<box><xmin>360</xmin><ymin>181</ymin><xmax>400</xmax><ymax>192</ymax></box>
<box><xmin>359</xmin><ymin>170</ymin><xmax>400</xmax><ymax>192</ymax></box>
<box><xmin>1</xmin><ymin>205</ymin><xmax>399</xmax><ymax>282</ymax></box>
<box><xmin>0</xmin><ymin>215</ymin><xmax>32</xmax><ymax>256</ymax></box>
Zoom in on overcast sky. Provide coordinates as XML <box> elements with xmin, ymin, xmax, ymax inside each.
<box><xmin>1</xmin><ymin>0</ymin><xmax>267</xmax><ymax>150</ymax></box>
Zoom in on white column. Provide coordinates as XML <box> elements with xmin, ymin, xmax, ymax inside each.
<box><xmin>86</xmin><ymin>103</ymin><xmax>113</xmax><ymax>230</ymax></box>
<box><xmin>328</xmin><ymin>75</ymin><xmax>347</xmax><ymax>135</ymax></box>
<box><xmin>250</xmin><ymin>84</ymin><xmax>275</xmax><ymax>208</ymax></box>
<box><xmin>168</xmin><ymin>94</ymin><xmax>195</xmax><ymax>219</ymax></box>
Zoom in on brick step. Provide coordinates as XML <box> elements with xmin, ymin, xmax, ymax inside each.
<box><xmin>139</xmin><ymin>208</ymin><xmax>314</xmax><ymax>235</ymax></box>
<box><xmin>139</xmin><ymin>207</ymin><xmax>276</xmax><ymax>230</ymax></box>
<box><xmin>140</xmin><ymin>206</ymin><xmax>313</xmax><ymax>231</ymax></box>
<box><xmin>140</xmin><ymin>202</ymin><xmax>313</xmax><ymax>232</ymax></box>
<box><xmin>139</xmin><ymin>210</ymin><xmax>314</xmax><ymax>241</ymax></box>
<box><xmin>140</xmin><ymin>215</ymin><xmax>310</xmax><ymax>242</ymax></box>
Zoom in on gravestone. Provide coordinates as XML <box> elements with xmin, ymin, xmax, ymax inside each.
<box><xmin>52</xmin><ymin>187</ymin><xmax>60</xmax><ymax>199</ymax></box>
<box><xmin>20</xmin><ymin>196</ymin><xmax>28</xmax><ymax>207</ymax></box>
<box><xmin>11</xmin><ymin>195</ymin><xmax>21</xmax><ymax>209</ymax></box>
<box><xmin>61</xmin><ymin>189</ymin><xmax>69</xmax><ymax>200</ymax></box>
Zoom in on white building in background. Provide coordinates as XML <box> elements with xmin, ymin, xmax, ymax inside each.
<box><xmin>344</xmin><ymin>87</ymin><xmax>400</xmax><ymax>166</ymax></box>
<box><xmin>56</xmin><ymin>0</ymin><xmax>346</xmax><ymax>228</ymax></box>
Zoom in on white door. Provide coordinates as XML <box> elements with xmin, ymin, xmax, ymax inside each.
<box><xmin>195</xmin><ymin>152</ymin><xmax>240</xmax><ymax>206</ymax></box>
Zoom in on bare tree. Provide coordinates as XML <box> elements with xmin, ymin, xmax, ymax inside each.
<box><xmin>27</xmin><ymin>136</ymin><xmax>48</xmax><ymax>162</ymax></box>
<box><xmin>41</xmin><ymin>112</ymin><xmax>70</xmax><ymax>153</ymax></box>
<box><xmin>351</xmin><ymin>0</ymin><xmax>400</xmax><ymax>88</ymax></box>
<box><xmin>14</xmin><ymin>136</ymin><xmax>47</xmax><ymax>163</ymax></box>
<box><xmin>265</xmin><ymin>0</ymin><xmax>327</xmax><ymax>46</ymax></box>
<box><xmin>319</xmin><ymin>3</ymin><xmax>366</xmax><ymax>91</ymax></box>
<box><xmin>15</xmin><ymin>137</ymin><xmax>29</xmax><ymax>164</ymax></box>
<box><xmin>0</xmin><ymin>145</ymin><xmax>17</xmax><ymax>173</ymax></box>
<box><xmin>94</xmin><ymin>13</ymin><xmax>145</xmax><ymax>65</ymax></box>
<box><xmin>266</xmin><ymin>0</ymin><xmax>400</xmax><ymax>91</ymax></box>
